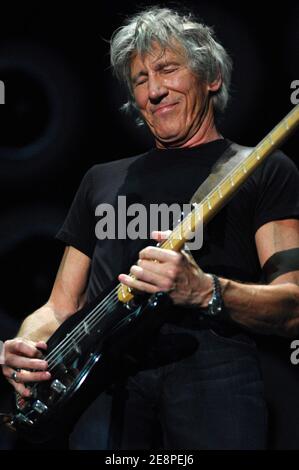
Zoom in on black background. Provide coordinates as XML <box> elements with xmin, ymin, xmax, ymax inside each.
<box><xmin>0</xmin><ymin>0</ymin><xmax>298</xmax><ymax>449</ymax></box>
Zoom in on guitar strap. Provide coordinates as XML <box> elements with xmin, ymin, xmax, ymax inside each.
<box><xmin>189</xmin><ymin>141</ymin><xmax>253</xmax><ymax>205</ymax></box>
<box><xmin>184</xmin><ymin>141</ymin><xmax>252</xmax><ymax>263</ymax></box>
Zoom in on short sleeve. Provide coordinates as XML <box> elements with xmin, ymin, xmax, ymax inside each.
<box><xmin>253</xmin><ymin>151</ymin><xmax>299</xmax><ymax>233</ymax></box>
<box><xmin>56</xmin><ymin>167</ymin><xmax>96</xmax><ymax>258</ymax></box>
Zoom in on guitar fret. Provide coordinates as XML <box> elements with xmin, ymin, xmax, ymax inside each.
<box><xmin>284</xmin><ymin>119</ymin><xmax>290</xmax><ymax>130</ymax></box>
<box><xmin>207</xmin><ymin>196</ymin><xmax>212</xmax><ymax>210</ymax></box>
<box><xmin>242</xmin><ymin>165</ymin><xmax>247</xmax><ymax>174</ymax></box>
<box><xmin>217</xmin><ymin>185</ymin><xmax>223</xmax><ymax>198</ymax></box>
<box><xmin>230</xmin><ymin>175</ymin><xmax>235</xmax><ymax>187</ymax></box>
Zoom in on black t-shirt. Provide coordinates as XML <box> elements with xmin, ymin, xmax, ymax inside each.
<box><xmin>56</xmin><ymin>139</ymin><xmax>299</xmax><ymax>304</ymax></box>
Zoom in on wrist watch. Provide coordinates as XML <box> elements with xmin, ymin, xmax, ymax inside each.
<box><xmin>206</xmin><ymin>274</ymin><xmax>223</xmax><ymax>316</ymax></box>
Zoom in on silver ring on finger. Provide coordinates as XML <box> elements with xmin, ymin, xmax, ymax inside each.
<box><xmin>11</xmin><ymin>370</ymin><xmax>20</xmax><ymax>383</ymax></box>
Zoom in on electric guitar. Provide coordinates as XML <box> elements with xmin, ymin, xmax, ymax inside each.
<box><xmin>4</xmin><ymin>104</ymin><xmax>299</xmax><ymax>443</ymax></box>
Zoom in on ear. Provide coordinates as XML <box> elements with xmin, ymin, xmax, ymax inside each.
<box><xmin>207</xmin><ymin>74</ymin><xmax>222</xmax><ymax>92</ymax></box>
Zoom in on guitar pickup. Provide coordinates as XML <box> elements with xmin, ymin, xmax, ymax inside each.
<box><xmin>15</xmin><ymin>413</ymin><xmax>34</xmax><ymax>426</ymax></box>
<box><xmin>32</xmin><ymin>400</ymin><xmax>48</xmax><ymax>414</ymax></box>
<box><xmin>50</xmin><ymin>379</ymin><xmax>67</xmax><ymax>394</ymax></box>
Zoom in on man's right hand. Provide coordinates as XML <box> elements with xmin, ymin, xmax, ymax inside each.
<box><xmin>1</xmin><ymin>338</ymin><xmax>51</xmax><ymax>397</ymax></box>
<box><xmin>1</xmin><ymin>247</ymin><xmax>91</xmax><ymax>399</ymax></box>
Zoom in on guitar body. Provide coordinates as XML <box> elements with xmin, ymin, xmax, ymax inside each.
<box><xmin>6</xmin><ymin>282</ymin><xmax>172</xmax><ymax>443</ymax></box>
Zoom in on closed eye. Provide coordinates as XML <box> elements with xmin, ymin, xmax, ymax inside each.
<box><xmin>133</xmin><ymin>64</ymin><xmax>180</xmax><ymax>87</ymax></box>
<box><xmin>135</xmin><ymin>78</ymin><xmax>148</xmax><ymax>86</ymax></box>
<box><xmin>162</xmin><ymin>66</ymin><xmax>179</xmax><ymax>74</ymax></box>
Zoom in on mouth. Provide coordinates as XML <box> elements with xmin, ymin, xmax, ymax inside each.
<box><xmin>153</xmin><ymin>102</ymin><xmax>178</xmax><ymax>115</ymax></box>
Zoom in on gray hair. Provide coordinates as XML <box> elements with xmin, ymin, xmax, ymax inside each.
<box><xmin>110</xmin><ymin>7</ymin><xmax>233</xmax><ymax>125</ymax></box>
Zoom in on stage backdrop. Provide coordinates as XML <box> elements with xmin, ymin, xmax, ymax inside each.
<box><xmin>0</xmin><ymin>0</ymin><xmax>298</xmax><ymax>449</ymax></box>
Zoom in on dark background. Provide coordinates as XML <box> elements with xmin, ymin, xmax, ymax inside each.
<box><xmin>0</xmin><ymin>0</ymin><xmax>298</xmax><ymax>449</ymax></box>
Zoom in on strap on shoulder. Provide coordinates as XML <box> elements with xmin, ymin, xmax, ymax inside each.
<box><xmin>190</xmin><ymin>142</ymin><xmax>253</xmax><ymax>204</ymax></box>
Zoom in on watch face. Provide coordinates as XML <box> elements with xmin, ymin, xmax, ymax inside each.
<box><xmin>209</xmin><ymin>305</ymin><xmax>221</xmax><ymax>316</ymax></box>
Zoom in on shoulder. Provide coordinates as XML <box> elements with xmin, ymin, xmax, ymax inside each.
<box><xmin>84</xmin><ymin>152</ymin><xmax>149</xmax><ymax>182</ymax></box>
<box><xmin>78</xmin><ymin>151</ymin><xmax>152</xmax><ymax>200</ymax></box>
<box><xmin>244</xmin><ymin>149</ymin><xmax>299</xmax><ymax>190</ymax></box>
<box><xmin>87</xmin><ymin>152</ymin><xmax>150</xmax><ymax>179</ymax></box>
<box><xmin>259</xmin><ymin>149</ymin><xmax>298</xmax><ymax>175</ymax></box>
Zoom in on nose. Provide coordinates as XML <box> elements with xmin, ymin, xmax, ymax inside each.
<box><xmin>148</xmin><ymin>75</ymin><xmax>168</xmax><ymax>103</ymax></box>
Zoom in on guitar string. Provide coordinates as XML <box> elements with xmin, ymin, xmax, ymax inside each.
<box><xmin>17</xmin><ymin>289</ymin><xmax>122</xmax><ymax>401</ymax></box>
<box><xmin>47</xmin><ymin>295</ymin><xmax>120</xmax><ymax>369</ymax></box>
<box><xmin>44</xmin><ymin>285</ymin><xmax>120</xmax><ymax>367</ymax></box>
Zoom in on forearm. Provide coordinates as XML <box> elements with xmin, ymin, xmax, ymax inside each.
<box><xmin>18</xmin><ymin>303</ymin><xmax>62</xmax><ymax>342</ymax></box>
<box><xmin>220</xmin><ymin>279</ymin><xmax>299</xmax><ymax>337</ymax></box>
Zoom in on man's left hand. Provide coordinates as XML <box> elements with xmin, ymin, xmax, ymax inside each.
<box><xmin>118</xmin><ymin>230</ymin><xmax>213</xmax><ymax>307</ymax></box>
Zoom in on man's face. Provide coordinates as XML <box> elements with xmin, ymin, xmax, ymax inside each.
<box><xmin>130</xmin><ymin>42</ymin><xmax>213</xmax><ymax>148</ymax></box>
